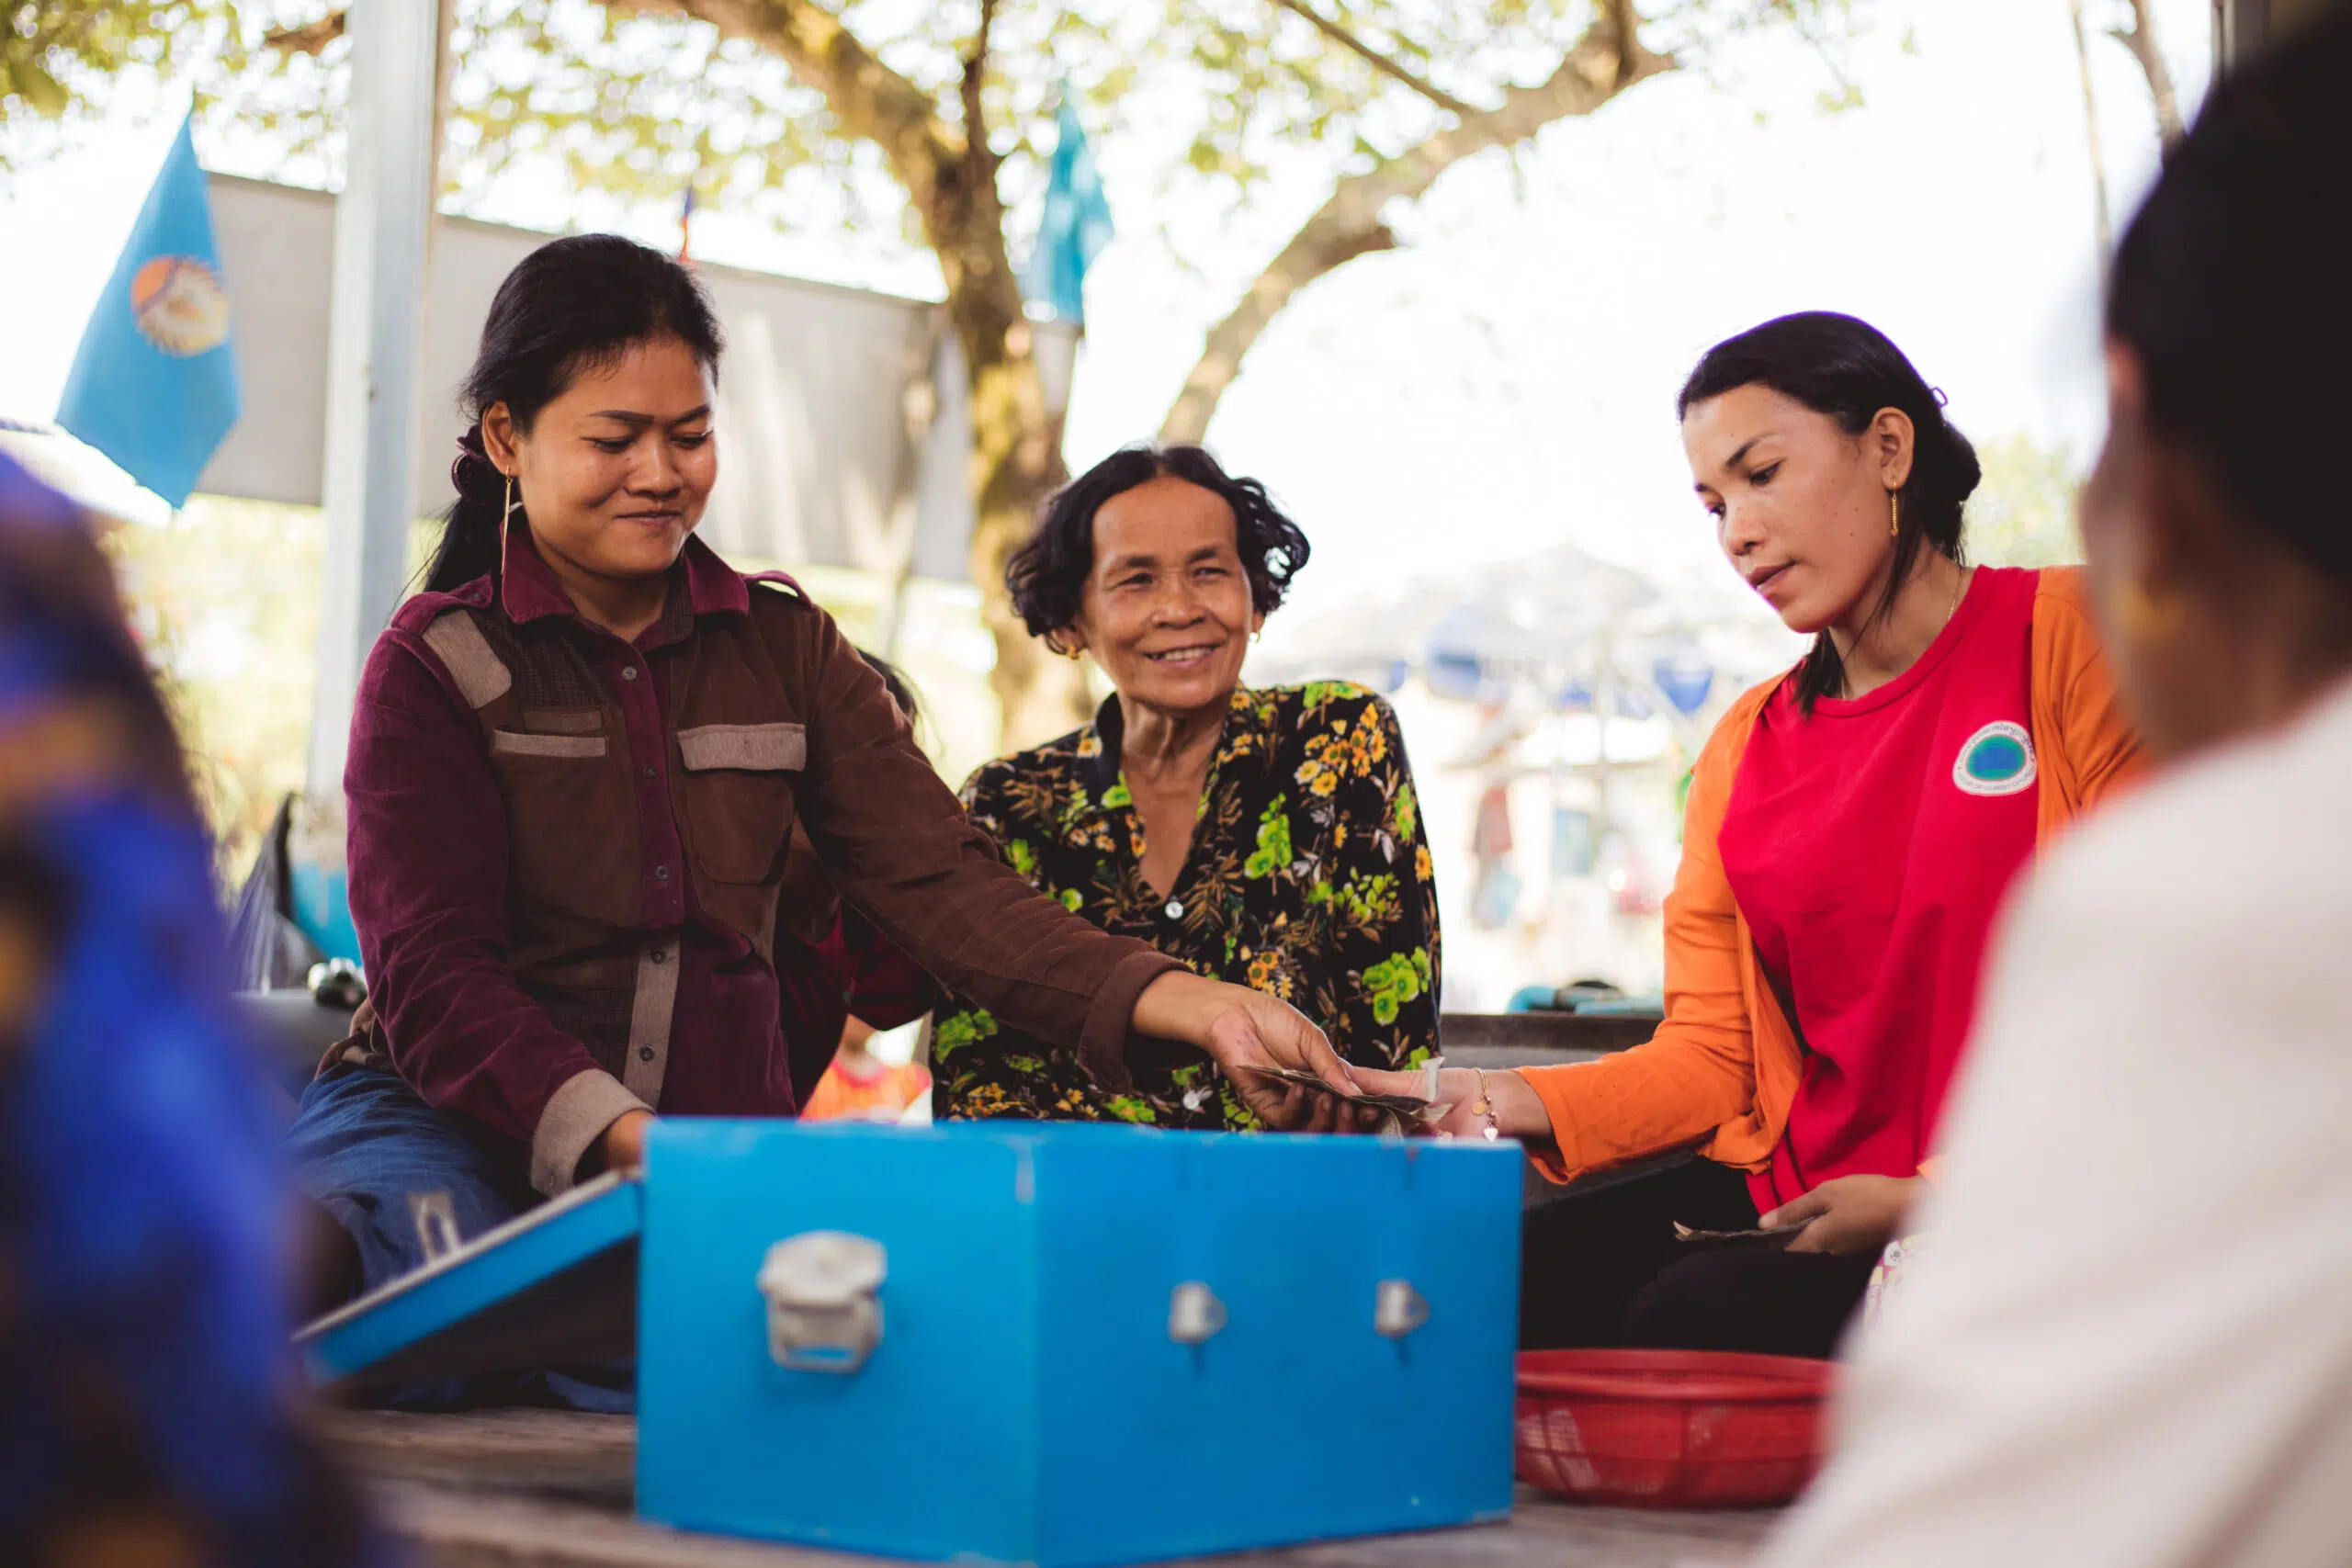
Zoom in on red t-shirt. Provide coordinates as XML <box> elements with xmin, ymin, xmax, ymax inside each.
<box><xmin>1718</xmin><ymin>566</ymin><xmax>2044</xmax><ymax>1212</ymax></box>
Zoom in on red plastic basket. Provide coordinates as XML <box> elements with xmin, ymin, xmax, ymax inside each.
<box><xmin>1513</xmin><ymin>1349</ymin><xmax>1834</xmax><ymax>1508</ymax></box>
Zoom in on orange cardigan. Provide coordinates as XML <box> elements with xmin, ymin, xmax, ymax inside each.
<box><xmin>1521</xmin><ymin>568</ymin><xmax>2142</xmax><ymax>1185</ymax></box>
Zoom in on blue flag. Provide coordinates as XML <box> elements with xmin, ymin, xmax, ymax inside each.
<box><xmin>57</xmin><ymin>115</ymin><xmax>241</xmax><ymax>509</ymax></box>
<box><xmin>1023</xmin><ymin>100</ymin><xmax>1114</xmax><ymax>324</ymax></box>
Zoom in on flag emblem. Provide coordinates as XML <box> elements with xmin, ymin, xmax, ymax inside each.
<box><xmin>1954</xmin><ymin>720</ymin><xmax>2036</xmax><ymax>796</ymax></box>
<box><xmin>130</xmin><ymin>255</ymin><xmax>231</xmax><ymax>357</ymax></box>
<box><xmin>56</xmin><ymin>114</ymin><xmax>242</xmax><ymax>508</ymax></box>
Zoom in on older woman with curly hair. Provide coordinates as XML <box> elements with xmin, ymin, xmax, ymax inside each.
<box><xmin>935</xmin><ymin>445</ymin><xmax>1442</xmax><ymax>1128</ymax></box>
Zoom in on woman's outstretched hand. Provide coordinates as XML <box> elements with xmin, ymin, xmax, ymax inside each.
<box><xmin>1349</xmin><ymin>1065</ymin><xmax>1557</xmax><ymax>1143</ymax></box>
<box><xmin>1132</xmin><ymin>971</ymin><xmax>1383</xmax><ymax>1131</ymax></box>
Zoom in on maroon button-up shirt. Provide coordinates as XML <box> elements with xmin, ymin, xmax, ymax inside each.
<box><xmin>344</xmin><ymin>531</ymin><xmax>1179</xmax><ymax>1192</ymax></box>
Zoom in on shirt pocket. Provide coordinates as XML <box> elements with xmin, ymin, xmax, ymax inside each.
<box><xmin>492</xmin><ymin>729</ymin><xmax>608</xmax><ymax>760</ymax></box>
<box><xmin>487</xmin><ymin>727</ymin><xmax>637</xmax><ymax>924</ymax></box>
<box><xmin>677</xmin><ymin>721</ymin><xmax>804</xmax><ymax>885</ymax></box>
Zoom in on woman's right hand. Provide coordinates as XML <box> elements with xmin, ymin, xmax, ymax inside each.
<box><xmin>1348</xmin><ymin>1066</ymin><xmax>1557</xmax><ymax>1144</ymax></box>
<box><xmin>1132</xmin><ymin>971</ymin><xmax>1384</xmax><ymax>1131</ymax></box>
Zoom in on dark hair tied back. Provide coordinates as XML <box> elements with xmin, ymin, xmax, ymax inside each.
<box><xmin>1677</xmin><ymin>310</ymin><xmax>1981</xmax><ymax>714</ymax></box>
<box><xmin>1006</xmin><ymin>444</ymin><xmax>1312</xmax><ymax>645</ymax></box>
<box><xmin>423</xmin><ymin>233</ymin><xmax>724</xmax><ymax>594</ymax></box>
<box><xmin>449</xmin><ymin>424</ymin><xmax>505</xmax><ymax>511</ymax></box>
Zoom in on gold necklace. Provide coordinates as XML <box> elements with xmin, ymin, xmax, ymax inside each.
<box><xmin>1838</xmin><ymin>564</ymin><xmax>1969</xmax><ymax>700</ymax></box>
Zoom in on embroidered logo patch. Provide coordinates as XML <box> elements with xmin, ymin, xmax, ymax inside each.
<box><xmin>130</xmin><ymin>254</ymin><xmax>231</xmax><ymax>356</ymax></box>
<box><xmin>1954</xmin><ymin>720</ymin><xmax>2037</xmax><ymax>796</ymax></box>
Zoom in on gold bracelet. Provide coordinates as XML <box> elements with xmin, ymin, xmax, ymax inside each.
<box><xmin>1471</xmin><ymin>1068</ymin><xmax>1500</xmax><ymax>1142</ymax></box>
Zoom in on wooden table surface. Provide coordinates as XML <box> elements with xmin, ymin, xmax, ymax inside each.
<box><xmin>327</xmin><ymin>1411</ymin><xmax>1774</xmax><ymax>1568</ymax></box>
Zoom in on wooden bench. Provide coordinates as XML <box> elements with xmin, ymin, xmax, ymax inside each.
<box><xmin>326</xmin><ymin>1410</ymin><xmax>1774</xmax><ymax>1568</ymax></box>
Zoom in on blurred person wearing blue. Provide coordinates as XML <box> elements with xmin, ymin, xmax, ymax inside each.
<box><xmin>1758</xmin><ymin>17</ymin><xmax>2352</xmax><ymax>1567</ymax></box>
<box><xmin>0</xmin><ymin>456</ymin><xmax>380</xmax><ymax>1565</ymax></box>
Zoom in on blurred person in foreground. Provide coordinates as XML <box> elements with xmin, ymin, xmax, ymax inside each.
<box><xmin>292</xmin><ymin>239</ymin><xmax>1363</xmax><ymax>1381</ymax></box>
<box><xmin>934</xmin><ymin>446</ymin><xmax>1440</xmax><ymax>1127</ymax></box>
<box><xmin>1356</xmin><ymin>314</ymin><xmax>2140</xmax><ymax>1357</ymax></box>
<box><xmin>0</xmin><ymin>455</ymin><xmax>379</xmax><ymax>1566</ymax></box>
<box><xmin>1757</xmin><ymin>22</ymin><xmax>2352</xmax><ymax>1566</ymax></box>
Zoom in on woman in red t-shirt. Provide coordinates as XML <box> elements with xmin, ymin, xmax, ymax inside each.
<box><xmin>1362</xmin><ymin>312</ymin><xmax>2140</xmax><ymax>1358</ymax></box>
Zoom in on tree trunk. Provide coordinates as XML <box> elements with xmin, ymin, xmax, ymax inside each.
<box><xmin>612</xmin><ymin>0</ymin><xmax>1088</xmax><ymax>749</ymax></box>
<box><xmin>944</xmin><ymin>209</ymin><xmax>1093</xmax><ymax>752</ymax></box>
<box><xmin>1160</xmin><ymin>5</ymin><xmax>1673</xmax><ymax>445</ymax></box>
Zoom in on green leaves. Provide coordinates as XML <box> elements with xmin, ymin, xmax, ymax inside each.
<box><xmin>1362</xmin><ymin>946</ymin><xmax>1429</xmax><ymax>1026</ymax></box>
<box><xmin>1967</xmin><ymin>433</ymin><xmax>2086</xmax><ymax>570</ymax></box>
<box><xmin>1243</xmin><ymin>793</ymin><xmax>1293</xmax><ymax>878</ymax></box>
<box><xmin>2</xmin><ymin>1</ymin><xmax>248</xmax><ymax>168</ymax></box>
<box><xmin>932</xmin><ymin>1006</ymin><xmax>999</xmax><ymax>1058</ymax></box>
<box><xmin>14</xmin><ymin>0</ymin><xmax>1857</xmax><ymax>285</ymax></box>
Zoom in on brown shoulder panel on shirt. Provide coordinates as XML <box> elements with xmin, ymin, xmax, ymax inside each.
<box><xmin>422</xmin><ymin>610</ymin><xmax>514</xmax><ymax>710</ymax></box>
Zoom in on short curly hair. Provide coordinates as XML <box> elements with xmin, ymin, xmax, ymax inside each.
<box><xmin>1005</xmin><ymin>445</ymin><xmax>1313</xmax><ymax>645</ymax></box>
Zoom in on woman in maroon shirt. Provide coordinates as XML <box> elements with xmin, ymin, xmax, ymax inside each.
<box><xmin>288</xmin><ymin>237</ymin><xmax>1366</xmax><ymax>1382</ymax></box>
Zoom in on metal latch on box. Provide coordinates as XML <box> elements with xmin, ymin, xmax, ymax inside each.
<box><xmin>1168</xmin><ymin>1281</ymin><xmax>1227</xmax><ymax>1345</ymax></box>
<box><xmin>409</xmin><ymin>1190</ymin><xmax>463</xmax><ymax>1263</ymax></box>
<box><xmin>1374</xmin><ymin>1279</ymin><xmax>1430</xmax><ymax>1338</ymax></box>
<box><xmin>758</xmin><ymin>1232</ymin><xmax>887</xmax><ymax>1374</ymax></box>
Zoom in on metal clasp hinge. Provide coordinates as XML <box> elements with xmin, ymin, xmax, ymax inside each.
<box><xmin>409</xmin><ymin>1190</ymin><xmax>462</xmax><ymax>1263</ymax></box>
<box><xmin>1374</xmin><ymin>1279</ymin><xmax>1430</xmax><ymax>1339</ymax></box>
<box><xmin>758</xmin><ymin>1232</ymin><xmax>887</xmax><ymax>1374</ymax></box>
<box><xmin>1168</xmin><ymin>1281</ymin><xmax>1227</xmax><ymax>1345</ymax></box>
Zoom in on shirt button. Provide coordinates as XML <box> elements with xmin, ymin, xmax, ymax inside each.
<box><xmin>621</xmin><ymin>666</ymin><xmax>639</xmax><ymax>681</ymax></box>
<box><xmin>1164</xmin><ymin>899</ymin><xmax>1184</xmax><ymax>919</ymax></box>
<box><xmin>650</xmin><ymin>947</ymin><xmax>667</xmax><ymax>964</ymax></box>
<box><xmin>639</xmin><ymin>1046</ymin><xmax>656</xmax><ymax>1063</ymax></box>
<box><xmin>643</xmin><ymin>764</ymin><xmax>657</xmax><ymax>779</ymax></box>
<box><xmin>654</xmin><ymin>865</ymin><xmax>672</xmax><ymax>883</ymax></box>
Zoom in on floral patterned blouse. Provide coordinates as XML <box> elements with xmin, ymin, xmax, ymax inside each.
<box><xmin>935</xmin><ymin>682</ymin><xmax>1442</xmax><ymax>1128</ymax></box>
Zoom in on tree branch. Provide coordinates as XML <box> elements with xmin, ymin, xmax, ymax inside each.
<box><xmin>1160</xmin><ymin>6</ymin><xmax>1672</xmax><ymax>443</ymax></box>
<box><xmin>2108</xmin><ymin>0</ymin><xmax>2183</xmax><ymax>144</ymax></box>
<box><xmin>1772</xmin><ymin>0</ymin><xmax>1858</xmax><ymax>104</ymax></box>
<box><xmin>1266</xmin><ymin>0</ymin><xmax>1478</xmax><ymax>120</ymax></box>
<box><xmin>605</xmin><ymin>0</ymin><xmax>964</xmax><ymax>225</ymax></box>
<box><xmin>263</xmin><ymin>12</ymin><xmax>345</xmax><ymax>57</ymax></box>
<box><xmin>960</xmin><ymin>0</ymin><xmax>1000</xmax><ymax>227</ymax></box>
<box><xmin>2069</xmin><ymin>0</ymin><xmax>2115</xmax><ymax>269</ymax></box>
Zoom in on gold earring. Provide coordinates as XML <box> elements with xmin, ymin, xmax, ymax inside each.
<box><xmin>501</xmin><ymin>472</ymin><xmax>517</xmax><ymax>578</ymax></box>
<box><xmin>1889</xmin><ymin>489</ymin><xmax>1901</xmax><ymax>538</ymax></box>
<box><xmin>2117</xmin><ymin>581</ymin><xmax>2185</xmax><ymax>638</ymax></box>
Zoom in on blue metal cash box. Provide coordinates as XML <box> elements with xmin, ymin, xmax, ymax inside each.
<box><xmin>301</xmin><ymin>1121</ymin><xmax>1521</xmax><ymax>1566</ymax></box>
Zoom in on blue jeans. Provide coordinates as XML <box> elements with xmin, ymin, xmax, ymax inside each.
<box><xmin>288</xmin><ymin>1066</ymin><xmax>633</xmax><ymax>1411</ymax></box>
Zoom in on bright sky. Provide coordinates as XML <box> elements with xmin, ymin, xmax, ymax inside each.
<box><xmin>0</xmin><ymin>0</ymin><xmax>2208</xmax><ymax>611</ymax></box>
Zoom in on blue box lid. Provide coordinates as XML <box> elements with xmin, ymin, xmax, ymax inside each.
<box><xmin>297</xmin><ymin>1171</ymin><xmax>642</xmax><ymax>1392</ymax></box>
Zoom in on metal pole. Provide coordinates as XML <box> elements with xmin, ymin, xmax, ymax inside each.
<box><xmin>306</xmin><ymin>0</ymin><xmax>447</xmax><ymax>797</ymax></box>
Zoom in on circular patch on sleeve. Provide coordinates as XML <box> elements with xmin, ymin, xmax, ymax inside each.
<box><xmin>1954</xmin><ymin>720</ymin><xmax>2037</xmax><ymax>796</ymax></box>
